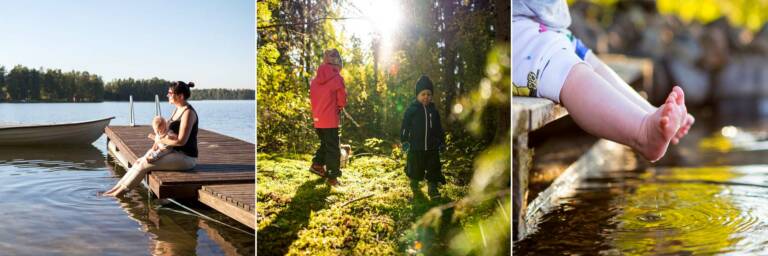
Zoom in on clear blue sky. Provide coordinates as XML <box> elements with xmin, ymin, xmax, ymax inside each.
<box><xmin>0</xmin><ymin>0</ymin><xmax>254</xmax><ymax>89</ymax></box>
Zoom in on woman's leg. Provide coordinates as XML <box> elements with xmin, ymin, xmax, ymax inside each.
<box><xmin>104</xmin><ymin>157</ymin><xmax>151</xmax><ymax>196</ymax></box>
<box><xmin>585</xmin><ymin>52</ymin><xmax>694</xmax><ymax>144</ymax></box>
<box><xmin>105</xmin><ymin>152</ymin><xmax>195</xmax><ymax>196</ymax></box>
<box><xmin>560</xmin><ymin>63</ymin><xmax>684</xmax><ymax>162</ymax></box>
<box><xmin>104</xmin><ymin>157</ymin><xmax>147</xmax><ymax>193</ymax></box>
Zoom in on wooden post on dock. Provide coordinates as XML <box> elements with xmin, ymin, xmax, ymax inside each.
<box><xmin>513</xmin><ymin>134</ymin><xmax>531</xmax><ymax>241</ymax></box>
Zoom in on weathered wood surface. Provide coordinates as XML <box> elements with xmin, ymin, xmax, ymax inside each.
<box><xmin>512</xmin><ymin>134</ymin><xmax>531</xmax><ymax>241</ymax></box>
<box><xmin>521</xmin><ymin>140</ymin><xmax>633</xmax><ymax>240</ymax></box>
<box><xmin>105</xmin><ymin>125</ymin><xmax>254</xmax><ymax>199</ymax></box>
<box><xmin>199</xmin><ymin>183</ymin><xmax>255</xmax><ymax>229</ymax></box>
<box><xmin>512</xmin><ymin>97</ymin><xmax>567</xmax><ymax>136</ymax></box>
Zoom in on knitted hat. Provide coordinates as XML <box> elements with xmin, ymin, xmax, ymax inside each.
<box><xmin>415</xmin><ymin>75</ymin><xmax>433</xmax><ymax>95</ymax></box>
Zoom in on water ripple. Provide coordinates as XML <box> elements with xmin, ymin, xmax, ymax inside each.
<box><xmin>516</xmin><ymin>166</ymin><xmax>768</xmax><ymax>255</ymax></box>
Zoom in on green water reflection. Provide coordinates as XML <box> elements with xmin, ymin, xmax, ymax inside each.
<box><xmin>615</xmin><ymin>166</ymin><xmax>742</xmax><ymax>255</ymax></box>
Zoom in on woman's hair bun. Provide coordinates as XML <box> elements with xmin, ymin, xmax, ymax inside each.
<box><xmin>187</xmin><ymin>82</ymin><xmax>195</xmax><ymax>88</ymax></box>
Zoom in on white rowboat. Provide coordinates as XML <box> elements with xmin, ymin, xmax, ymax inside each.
<box><xmin>0</xmin><ymin>117</ymin><xmax>114</xmax><ymax>146</ymax></box>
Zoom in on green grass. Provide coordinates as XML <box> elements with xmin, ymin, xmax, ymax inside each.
<box><xmin>256</xmin><ymin>152</ymin><xmax>482</xmax><ymax>255</ymax></box>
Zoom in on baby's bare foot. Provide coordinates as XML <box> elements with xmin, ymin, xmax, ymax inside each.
<box><xmin>636</xmin><ymin>91</ymin><xmax>683</xmax><ymax>162</ymax></box>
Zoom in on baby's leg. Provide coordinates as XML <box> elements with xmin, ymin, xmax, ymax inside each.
<box><xmin>586</xmin><ymin>52</ymin><xmax>694</xmax><ymax>144</ymax></box>
<box><xmin>585</xmin><ymin>52</ymin><xmax>655</xmax><ymax>112</ymax></box>
<box><xmin>560</xmin><ymin>63</ymin><xmax>683</xmax><ymax>162</ymax></box>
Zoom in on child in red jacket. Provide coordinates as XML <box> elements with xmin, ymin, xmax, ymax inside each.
<box><xmin>309</xmin><ymin>49</ymin><xmax>347</xmax><ymax>186</ymax></box>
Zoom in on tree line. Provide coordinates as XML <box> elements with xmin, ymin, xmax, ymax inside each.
<box><xmin>258</xmin><ymin>0</ymin><xmax>507</xmax><ymax>152</ymax></box>
<box><xmin>0</xmin><ymin>65</ymin><xmax>253</xmax><ymax>102</ymax></box>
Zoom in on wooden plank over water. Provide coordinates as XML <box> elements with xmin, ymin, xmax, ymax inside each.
<box><xmin>105</xmin><ymin>125</ymin><xmax>255</xmax><ymax>199</ymax></box>
<box><xmin>521</xmin><ymin>139</ymin><xmax>633</xmax><ymax>239</ymax></box>
<box><xmin>512</xmin><ymin>97</ymin><xmax>567</xmax><ymax>136</ymax></box>
<box><xmin>199</xmin><ymin>184</ymin><xmax>255</xmax><ymax>229</ymax></box>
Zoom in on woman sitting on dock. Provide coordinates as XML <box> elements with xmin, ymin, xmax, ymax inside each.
<box><xmin>104</xmin><ymin>81</ymin><xmax>199</xmax><ymax>197</ymax></box>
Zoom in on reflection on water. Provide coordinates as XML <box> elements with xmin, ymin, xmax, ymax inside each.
<box><xmin>614</xmin><ymin>167</ymin><xmax>745</xmax><ymax>255</ymax></box>
<box><xmin>0</xmin><ymin>145</ymin><xmax>104</xmax><ymax>171</ymax></box>
<box><xmin>514</xmin><ymin>116</ymin><xmax>768</xmax><ymax>255</ymax></box>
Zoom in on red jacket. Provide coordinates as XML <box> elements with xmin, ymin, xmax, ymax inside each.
<box><xmin>310</xmin><ymin>63</ymin><xmax>347</xmax><ymax>128</ymax></box>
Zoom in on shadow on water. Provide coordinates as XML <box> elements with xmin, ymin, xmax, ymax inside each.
<box><xmin>257</xmin><ymin>178</ymin><xmax>330</xmax><ymax>256</ymax></box>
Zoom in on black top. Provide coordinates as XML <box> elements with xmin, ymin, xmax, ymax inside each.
<box><xmin>169</xmin><ymin>105</ymin><xmax>199</xmax><ymax>157</ymax></box>
<box><xmin>400</xmin><ymin>101</ymin><xmax>444</xmax><ymax>151</ymax></box>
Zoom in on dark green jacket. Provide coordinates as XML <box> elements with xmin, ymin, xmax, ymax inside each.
<box><xmin>400</xmin><ymin>101</ymin><xmax>445</xmax><ymax>151</ymax></box>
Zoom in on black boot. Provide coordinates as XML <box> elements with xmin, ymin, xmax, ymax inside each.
<box><xmin>428</xmin><ymin>182</ymin><xmax>441</xmax><ymax>199</ymax></box>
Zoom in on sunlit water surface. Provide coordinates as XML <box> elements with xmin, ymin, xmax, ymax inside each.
<box><xmin>515</xmin><ymin>116</ymin><xmax>768</xmax><ymax>255</ymax></box>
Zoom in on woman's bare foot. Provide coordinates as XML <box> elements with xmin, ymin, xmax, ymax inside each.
<box><xmin>635</xmin><ymin>92</ymin><xmax>684</xmax><ymax>162</ymax></box>
<box><xmin>103</xmin><ymin>186</ymin><xmax>127</xmax><ymax>197</ymax></box>
<box><xmin>670</xmin><ymin>86</ymin><xmax>695</xmax><ymax>144</ymax></box>
<box><xmin>102</xmin><ymin>186</ymin><xmax>118</xmax><ymax>196</ymax></box>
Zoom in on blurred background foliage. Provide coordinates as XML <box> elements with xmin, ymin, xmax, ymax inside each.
<box><xmin>570</xmin><ymin>0</ymin><xmax>768</xmax><ymax>31</ymax></box>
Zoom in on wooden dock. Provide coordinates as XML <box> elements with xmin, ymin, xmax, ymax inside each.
<box><xmin>199</xmin><ymin>184</ymin><xmax>255</xmax><ymax>229</ymax></box>
<box><xmin>105</xmin><ymin>125</ymin><xmax>254</xmax><ymax>229</ymax></box>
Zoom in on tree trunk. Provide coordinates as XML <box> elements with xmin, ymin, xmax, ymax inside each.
<box><xmin>440</xmin><ymin>0</ymin><xmax>458</xmax><ymax>131</ymax></box>
<box><xmin>494</xmin><ymin>0</ymin><xmax>510</xmax><ymax>144</ymax></box>
<box><xmin>303</xmin><ymin>0</ymin><xmax>313</xmax><ymax>89</ymax></box>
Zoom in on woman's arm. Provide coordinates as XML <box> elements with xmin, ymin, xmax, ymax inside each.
<box><xmin>157</xmin><ymin>110</ymin><xmax>196</xmax><ymax>146</ymax></box>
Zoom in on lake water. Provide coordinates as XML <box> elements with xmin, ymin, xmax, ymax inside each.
<box><xmin>514</xmin><ymin>114</ymin><xmax>768</xmax><ymax>255</ymax></box>
<box><xmin>0</xmin><ymin>101</ymin><xmax>254</xmax><ymax>255</ymax></box>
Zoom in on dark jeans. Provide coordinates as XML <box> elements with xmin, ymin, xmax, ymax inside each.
<box><xmin>405</xmin><ymin>150</ymin><xmax>445</xmax><ymax>184</ymax></box>
<box><xmin>312</xmin><ymin>128</ymin><xmax>341</xmax><ymax>178</ymax></box>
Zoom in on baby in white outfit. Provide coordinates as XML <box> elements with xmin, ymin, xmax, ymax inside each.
<box><xmin>144</xmin><ymin>116</ymin><xmax>177</xmax><ymax>162</ymax></box>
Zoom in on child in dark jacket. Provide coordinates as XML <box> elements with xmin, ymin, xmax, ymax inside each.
<box><xmin>401</xmin><ymin>75</ymin><xmax>446</xmax><ymax>199</ymax></box>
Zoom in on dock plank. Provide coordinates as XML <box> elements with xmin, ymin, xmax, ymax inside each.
<box><xmin>106</xmin><ymin>125</ymin><xmax>254</xmax><ymax>199</ymax></box>
<box><xmin>199</xmin><ymin>184</ymin><xmax>255</xmax><ymax>229</ymax></box>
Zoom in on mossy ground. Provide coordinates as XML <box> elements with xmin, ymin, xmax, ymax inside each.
<box><xmin>256</xmin><ymin>151</ymin><xmax>486</xmax><ymax>255</ymax></box>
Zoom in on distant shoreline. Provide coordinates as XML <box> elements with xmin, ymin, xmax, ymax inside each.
<box><xmin>0</xmin><ymin>64</ymin><xmax>254</xmax><ymax>103</ymax></box>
